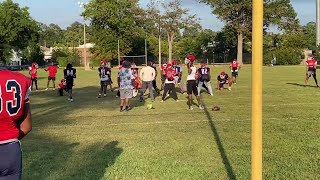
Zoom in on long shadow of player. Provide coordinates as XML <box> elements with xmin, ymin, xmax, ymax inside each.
<box><xmin>286</xmin><ymin>82</ymin><xmax>317</xmax><ymax>87</ymax></box>
<box><xmin>202</xmin><ymin>101</ymin><xmax>237</xmax><ymax>180</ymax></box>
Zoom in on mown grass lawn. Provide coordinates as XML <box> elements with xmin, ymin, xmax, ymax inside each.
<box><xmin>19</xmin><ymin>65</ymin><xmax>319</xmax><ymax>180</ymax></box>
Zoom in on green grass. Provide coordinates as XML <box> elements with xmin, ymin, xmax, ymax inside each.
<box><xmin>19</xmin><ymin>65</ymin><xmax>319</xmax><ymax>180</ymax></box>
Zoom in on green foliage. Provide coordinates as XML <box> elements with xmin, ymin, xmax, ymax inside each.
<box><xmin>52</xmin><ymin>45</ymin><xmax>80</xmax><ymax>67</ymax></box>
<box><xmin>199</xmin><ymin>0</ymin><xmax>300</xmax><ymax>64</ymax></box>
<box><xmin>0</xmin><ymin>0</ymin><xmax>40</xmax><ymax>63</ymax></box>
<box><xmin>264</xmin><ymin>47</ymin><xmax>303</xmax><ymax>65</ymax></box>
<box><xmin>83</xmin><ymin>0</ymin><xmax>143</xmax><ymax>60</ymax></box>
<box><xmin>39</xmin><ymin>23</ymin><xmax>64</xmax><ymax>48</ymax></box>
<box><xmin>57</xmin><ymin>57</ymin><xmax>68</xmax><ymax>67</ymax></box>
<box><xmin>21</xmin><ymin>44</ymin><xmax>44</xmax><ymax>65</ymax></box>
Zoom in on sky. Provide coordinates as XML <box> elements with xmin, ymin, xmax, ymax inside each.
<box><xmin>2</xmin><ymin>0</ymin><xmax>316</xmax><ymax>30</ymax></box>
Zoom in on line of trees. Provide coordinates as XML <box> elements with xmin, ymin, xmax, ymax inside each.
<box><xmin>0</xmin><ymin>0</ymin><xmax>318</xmax><ymax>66</ymax></box>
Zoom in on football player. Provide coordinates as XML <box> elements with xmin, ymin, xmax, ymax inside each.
<box><xmin>217</xmin><ymin>72</ymin><xmax>233</xmax><ymax>91</ymax></box>
<box><xmin>161</xmin><ymin>64</ymin><xmax>179</xmax><ymax>102</ymax></box>
<box><xmin>305</xmin><ymin>54</ymin><xmax>319</xmax><ymax>87</ymax></box>
<box><xmin>29</xmin><ymin>62</ymin><xmax>38</xmax><ymax>90</ymax></box>
<box><xmin>44</xmin><ymin>62</ymin><xmax>58</xmax><ymax>90</ymax></box>
<box><xmin>0</xmin><ymin>70</ymin><xmax>32</xmax><ymax>179</ymax></box>
<box><xmin>97</xmin><ymin>61</ymin><xmax>110</xmax><ymax>98</ymax></box>
<box><xmin>198</xmin><ymin>63</ymin><xmax>213</xmax><ymax>96</ymax></box>
<box><xmin>172</xmin><ymin>60</ymin><xmax>185</xmax><ymax>94</ymax></box>
<box><xmin>185</xmin><ymin>54</ymin><xmax>204</xmax><ymax>110</ymax></box>
<box><xmin>230</xmin><ymin>59</ymin><xmax>240</xmax><ymax>84</ymax></box>
<box><xmin>64</xmin><ymin>63</ymin><xmax>76</xmax><ymax>102</ymax></box>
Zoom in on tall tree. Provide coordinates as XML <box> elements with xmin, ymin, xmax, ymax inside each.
<box><xmin>39</xmin><ymin>23</ymin><xmax>64</xmax><ymax>48</ymax></box>
<box><xmin>0</xmin><ymin>0</ymin><xmax>40</xmax><ymax>63</ymax></box>
<box><xmin>161</xmin><ymin>0</ymin><xmax>199</xmax><ymax>63</ymax></box>
<box><xmin>83</xmin><ymin>0</ymin><xmax>143</xmax><ymax>62</ymax></box>
<box><xmin>200</xmin><ymin>0</ymin><xmax>300</xmax><ymax>64</ymax></box>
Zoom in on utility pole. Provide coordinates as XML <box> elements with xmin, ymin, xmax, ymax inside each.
<box><xmin>317</xmin><ymin>0</ymin><xmax>320</xmax><ymax>47</ymax></box>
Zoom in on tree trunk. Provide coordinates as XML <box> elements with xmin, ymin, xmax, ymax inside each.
<box><xmin>168</xmin><ymin>40</ymin><xmax>173</xmax><ymax>63</ymax></box>
<box><xmin>237</xmin><ymin>31</ymin><xmax>244</xmax><ymax>65</ymax></box>
<box><xmin>168</xmin><ymin>32</ymin><xmax>174</xmax><ymax>63</ymax></box>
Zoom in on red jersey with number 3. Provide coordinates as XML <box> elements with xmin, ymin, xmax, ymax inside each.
<box><xmin>0</xmin><ymin>70</ymin><xmax>31</xmax><ymax>142</ymax></box>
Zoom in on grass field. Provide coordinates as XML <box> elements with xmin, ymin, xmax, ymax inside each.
<box><xmin>19</xmin><ymin>65</ymin><xmax>319</xmax><ymax>180</ymax></box>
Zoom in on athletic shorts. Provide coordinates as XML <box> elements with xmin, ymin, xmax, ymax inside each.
<box><xmin>31</xmin><ymin>77</ymin><xmax>37</xmax><ymax>81</ymax></box>
<box><xmin>232</xmin><ymin>72</ymin><xmax>238</xmax><ymax>77</ymax></box>
<box><xmin>200</xmin><ymin>75</ymin><xmax>210</xmax><ymax>82</ymax></box>
<box><xmin>48</xmin><ymin>76</ymin><xmax>56</xmax><ymax>81</ymax></box>
<box><xmin>0</xmin><ymin>141</ymin><xmax>22</xmax><ymax>179</ymax></box>
<box><xmin>100</xmin><ymin>81</ymin><xmax>108</xmax><ymax>86</ymax></box>
<box><xmin>187</xmin><ymin>80</ymin><xmax>198</xmax><ymax>96</ymax></box>
<box><xmin>66</xmin><ymin>80</ymin><xmax>74</xmax><ymax>90</ymax></box>
<box><xmin>119</xmin><ymin>89</ymin><xmax>133</xmax><ymax>100</ymax></box>
<box><xmin>307</xmin><ymin>71</ymin><xmax>316</xmax><ymax>77</ymax></box>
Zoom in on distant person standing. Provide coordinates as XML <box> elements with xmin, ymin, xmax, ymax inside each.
<box><xmin>0</xmin><ymin>70</ymin><xmax>32</xmax><ymax>180</ymax></box>
<box><xmin>185</xmin><ymin>54</ymin><xmax>203</xmax><ymax>110</ymax></box>
<box><xmin>97</xmin><ymin>60</ymin><xmax>109</xmax><ymax>98</ymax></box>
<box><xmin>139</xmin><ymin>61</ymin><xmax>156</xmax><ymax>102</ymax></box>
<box><xmin>45</xmin><ymin>62</ymin><xmax>58</xmax><ymax>90</ymax></box>
<box><xmin>118</xmin><ymin>61</ymin><xmax>135</xmax><ymax>112</ymax></box>
<box><xmin>305</xmin><ymin>54</ymin><xmax>319</xmax><ymax>87</ymax></box>
<box><xmin>230</xmin><ymin>59</ymin><xmax>240</xmax><ymax>84</ymax></box>
<box><xmin>64</xmin><ymin>63</ymin><xmax>76</xmax><ymax>102</ymax></box>
<box><xmin>29</xmin><ymin>62</ymin><xmax>38</xmax><ymax>90</ymax></box>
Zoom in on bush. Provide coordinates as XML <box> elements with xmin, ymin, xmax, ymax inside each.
<box><xmin>275</xmin><ymin>47</ymin><xmax>303</xmax><ymax>65</ymax></box>
<box><xmin>264</xmin><ymin>47</ymin><xmax>303</xmax><ymax>65</ymax></box>
<box><xmin>57</xmin><ymin>57</ymin><xmax>68</xmax><ymax>67</ymax></box>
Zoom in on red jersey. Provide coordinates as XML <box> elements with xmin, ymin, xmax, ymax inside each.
<box><xmin>306</xmin><ymin>59</ymin><xmax>317</xmax><ymax>67</ymax></box>
<box><xmin>30</xmin><ymin>67</ymin><xmax>37</xmax><ymax>79</ymax></box>
<box><xmin>0</xmin><ymin>70</ymin><xmax>31</xmax><ymax>142</ymax></box>
<box><xmin>230</xmin><ymin>61</ymin><xmax>239</xmax><ymax>68</ymax></box>
<box><xmin>47</xmin><ymin>65</ymin><xmax>58</xmax><ymax>77</ymax></box>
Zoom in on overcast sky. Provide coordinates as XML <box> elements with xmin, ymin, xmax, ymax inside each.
<box><xmin>2</xmin><ymin>0</ymin><xmax>316</xmax><ymax>30</ymax></box>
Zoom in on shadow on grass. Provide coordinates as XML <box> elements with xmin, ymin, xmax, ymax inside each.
<box><xmin>286</xmin><ymin>82</ymin><xmax>317</xmax><ymax>88</ymax></box>
<box><xmin>202</xmin><ymin>102</ymin><xmax>237</xmax><ymax>180</ymax></box>
<box><xmin>23</xmin><ymin>138</ymin><xmax>122</xmax><ymax>180</ymax></box>
<box><xmin>22</xmin><ymin>86</ymin><xmax>129</xmax><ymax>179</ymax></box>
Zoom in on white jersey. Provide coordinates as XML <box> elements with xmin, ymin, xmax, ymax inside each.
<box><xmin>187</xmin><ymin>66</ymin><xmax>197</xmax><ymax>81</ymax></box>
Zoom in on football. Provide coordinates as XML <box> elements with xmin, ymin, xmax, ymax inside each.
<box><xmin>147</xmin><ymin>104</ymin><xmax>153</xmax><ymax>110</ymax></box>
<box><xmin>212</xmin><ymin>106</ymin><xmax>220</xmax><ymax>111</ymax></box>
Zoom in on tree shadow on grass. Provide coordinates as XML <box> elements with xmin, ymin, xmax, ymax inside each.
<box><xmin>202</xmin><ymin>101</ymin><xmax>237</xmax><ymax>180</ymax></box>
<box><xmin>286</xmin><ymin>82</ymin><xmax>317</xmax><ymax>88</ymax></box>
<box><xmin>23</xmin><ymin>138</ymin><xmax>122</xmax><ymax>180</ymax></box>
<box><xmin>22</xmin><ymin>86</ymin><xmax>127</xmax><ymax>179</ymax></box>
